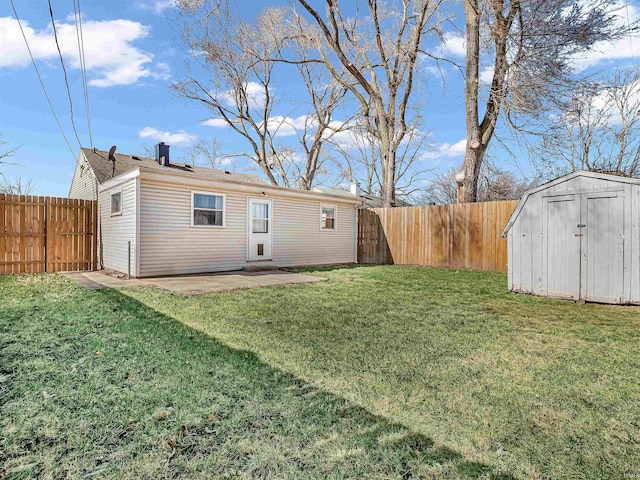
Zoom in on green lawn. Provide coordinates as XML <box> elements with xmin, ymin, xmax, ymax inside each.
<box><xmin>1</xmin><ymin>267</ymin><xmax>639</xmax><ymax>479</ymax></box>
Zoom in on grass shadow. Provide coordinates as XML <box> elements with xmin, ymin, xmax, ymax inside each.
<box><xmin>1</xmin><ymin>279</ymin><xmax>515</xmax><ymax>479</ymax></box>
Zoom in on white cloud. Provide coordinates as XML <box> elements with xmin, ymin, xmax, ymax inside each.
<box><xmin>202</xmin><ymin>118</ymin><xmax>229</xmax><ymax>128</ymax></box>
<box><xmin>571</xmin><ymin>1</ymin><xmax>640</xmax><ymax>71</ymax></box>
<box><xmin>424</xmin><ymin>65</ymin><xmax>446</xmax><ymax>78</ymax></box>
<box><xmin>267</xmin><ymin>115</ymin><xmax>318</xmax><ymax>137</ymax></box>
<box><xmin>479</xmin><ymin>66</ymin><xmax>494</xmax><ymax>85</ymax></box>
<box><xmin>0</xmin><ymin>16</ymin><xmax>168</xmax><ymax>87</ymax></box>
<box><xmin>138</xmin><ymin>126</ymin><xmax>197</xmax><ymax>147</ymax></box>
<box><xmin>437</xmin><ymin>32</ymin><xmax>466</xmax><ymax>59</ymax></box>
<box><xmin>220</xmin><ymin>81</ymin><xmax>268</xmax><ymax>110</ymax></box>
<box><xmin>573</xmin><ymin>78</ymin><xmax>640</xmax><ymax>127</ymax></box>
<box><xmin>137</xmin><ymin>0</ymin><xmax>177</xmax><ymax>14</ymax></box>
<box><xmin>422</xmin><ymin>139</ymin><xmax>467</xmax><ymax>160</ymax></box>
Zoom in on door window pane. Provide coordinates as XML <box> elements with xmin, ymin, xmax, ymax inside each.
<box><xmin>253</xmin><ymin>219</ymin><xmax>268</xmax><ymax>233</ymax></box>
<box><xmin>253</xmin><ymin>203</ymin><xmax>268</xmax><ymax>219</ymax></box>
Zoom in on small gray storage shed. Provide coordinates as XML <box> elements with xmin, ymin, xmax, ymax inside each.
<box><xmin>501</xmin><ymin>170</ymin><xmax>640</xmax><ymax>304</ymax></box>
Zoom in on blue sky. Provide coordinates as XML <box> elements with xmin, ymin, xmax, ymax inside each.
<box><xmin>0</xmin><ymin>0</ymin><xmax>638</xmax><ymax>197</ymax></box>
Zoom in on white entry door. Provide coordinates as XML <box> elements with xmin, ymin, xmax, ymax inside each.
<box><xmin>248</xmin><ymin>198</ymin><xmax>273</xmax><ymax>261</ymax></box>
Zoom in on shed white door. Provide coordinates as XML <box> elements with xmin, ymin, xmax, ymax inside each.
<box><xmin>581</xmin><ymin>192</ymin><xmax>626</xmax><ymax>303</ymax></box>
<box><xmin>248</xmin><ymin>198</ymin><xmax>273</xmax><ymax>261</ymax></box>
<box><xmin>543</xmin><ymin>195</ymin><xmax>581</xmax><ymax>300</ymax></box>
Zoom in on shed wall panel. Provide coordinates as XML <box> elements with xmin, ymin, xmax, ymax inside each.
<box><xmin>507</xmin><ymin>172</ymin><xmax>640</xmax><ymax>304</ymax></box>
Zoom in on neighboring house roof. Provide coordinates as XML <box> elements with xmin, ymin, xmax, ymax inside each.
<box><xmin>81</xmin><ymin>147</ymin><xmax>266</xmax><ymax>186</ymax></box>
<box><xmin>312</xmin><ymin>186</ymin><xmax>411</xmax><ymax>208</ymax></box>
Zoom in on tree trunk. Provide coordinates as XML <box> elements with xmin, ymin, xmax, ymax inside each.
<box><xmin>458</xmin><ymin>0</ymin><xmax>481</xmax><ymax>203</ymax></box>
<box><xmin>460</xmin><ymin>145</ymin><xmax>487</xmax><ymax>202</ymax></box>
<box><xmin>381</xmin><ymin>140</ymin><xmax>396</xmax><ymax>207</ymax></box>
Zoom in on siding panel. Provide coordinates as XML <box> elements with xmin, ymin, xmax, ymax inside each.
<box><xmin>139</xmin><ymin>180</ymin><xmax>356</xmax><ymax>277</ymax></box>
<box><xmin>99</xmin><ymin>178</ymin><xmax>136</xmax><ymax>275</ymax></box>
<box><xmin>69</xmin><ymin>152</ymin><xmax>98</xmax><ymax>200</ymax></box>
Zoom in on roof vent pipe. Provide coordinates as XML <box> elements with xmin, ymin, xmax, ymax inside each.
<box><xmin>155</xmin><ymin>142</ymin><xmax>170</xmax><ymax>166</ymax></box>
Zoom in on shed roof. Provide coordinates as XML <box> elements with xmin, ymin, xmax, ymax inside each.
<box><xmin>500</xmin><ymin>170</ymin><xmax>640</xmax><ymax>237</ymax></box>
<box><xmin>81</xmin><ymin>147</ymin><xmax>267</xmax><ymax>186</ymax></box>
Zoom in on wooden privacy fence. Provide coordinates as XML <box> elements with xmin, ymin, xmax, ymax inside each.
<box><xmin>358</xmin><ymin>200</ymin><xmax>518</xmax><ymax>272</ymax></box>
<box><xmin>0</xmin><ymin>194</ymin><xmax>98</xmax><ymax>274</ymax></box>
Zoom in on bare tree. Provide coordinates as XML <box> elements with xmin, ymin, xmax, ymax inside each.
<box><xmin>293</xmin><ymin>0</ymin><xmax>448</xmax><ymax>206</ymax></box>
<box><xmin>288</xmin><ymin>68</ymin><xmax>351</xmax><ymax>190</ymax></box>
<box><xmin>0</xmin><ymin>175</ymin><xmax>35</xmax><ymax>195</ymax></box>
<box><xmin>534</xmin><ymin>67</ymin><xmax>640</xmax><ymax>177</ymax></box>
<box><xmin>0</xmin><ymin>135</ymin><xmax>26</xmax><ymax>195</ymax></box>
<box><xmin>0</xmin><ymin>134</ymin><xmax>17</xmax><ymax>167</ymax></box>
<box><xmin>174</xmin><ymin>3</ymin><xmax>287</xmax><ymax>186</ymax></box>
<box><xmin>182</xmin><ymin>137</ymin><xmax>239</xmax><ymax>170</ymax></box>
<box><xmin>173</xmin><ymin>4</ymin><xmax>354</xmax><ymax>190</ymax></box>
<box><xmin>457</xmin><ymin>0</ymin><xmax>633</xmax><ymax>202</ymax></box>
<box><xmin>419</xmin><ymin>167</ymin><xmax>459</xmax><ymax>204</ymax></box>
<box><xmin>422</xmin><ymin>161</ymin><xmax>534</xmax><ymax>205</ymax></box>
<box><xmin>330</xmin><ymin>119</ymin><xmax>431</xmax><ymax>202</ymax></box>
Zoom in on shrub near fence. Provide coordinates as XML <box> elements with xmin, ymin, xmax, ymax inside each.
<box><xmin>0</xmin><ymin>194</ymin><xmax>98</xmax><ymax>274</ymax></box>
<box><xmin>358</xmin><ymin>200</ymin><xmax>518</xmax><ymax>272</ymax></box>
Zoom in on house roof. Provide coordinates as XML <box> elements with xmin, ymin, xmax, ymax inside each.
<box><xmin>87</xmin><ymin>147</ymin><xmax>363</xmax><ymax>204</ymax></box>
<box><xmin>500</xmin><ymin>170</ymin><xmax>640</xmax><ymax>237</ymax></box>
<box><xmin>81</xmin><ymin>147</ymin><xmax>267</xmax><ymax>186</ymax></box>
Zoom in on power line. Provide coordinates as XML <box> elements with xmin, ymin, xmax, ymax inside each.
<box><xmin>47</xmin><ymin>0</ymin><xmax>82</xmax><ymax>149</ymax></box>
<box><xmin>624</xmin><ymin>1</ymin><xmax>635</xmax><ymax>59</ymax></box>
<box><xmin>73</xmin><ymin>0</ymin><xmax>93</xmax><ymax>148</ymax></box>
<box><xmin>9</xmin><ymin>0</ymin><xmax>77</xmax><ymax>160</ymax></box>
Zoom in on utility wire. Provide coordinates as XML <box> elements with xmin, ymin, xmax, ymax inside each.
<box><xmin>625</xmin><ymin>1</ymin><xmax>635</xmax><ymax>59</ymax></box>
<box><xmin>9</xmin><ymin>0</ymin><xmax>77</xmax><ymax>160</ymax></box>
<box><xmin>73</xmin><ymin>0</ymin><xmax>93</xmax><ymax>148</ymax></box>
<box><xmin>47</xmin><ymin>0</ymin><xmax>82</xmax><ymax>149</ymax></box>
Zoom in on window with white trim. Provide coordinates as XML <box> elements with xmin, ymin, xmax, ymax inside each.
<box><xmin>192</xmin><ymin>192</ymin><xmax>225</xmax><ymax>227</ymax></box>
<box><xmin>111</xmin><ymin>192</ymin><xmax>122</xmax><ymax>216</ymax></box>
<box><xmin>321</xmin><ymin>205</ymin><xmax>336</xmax><ymax>230</ymax></box>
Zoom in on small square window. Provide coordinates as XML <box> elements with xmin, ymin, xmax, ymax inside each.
<box><xmin>111</xmin><ymin>192</ymin><xmax>122</xmax><ymax>216</ymax></box>
<box><xmin>321</xmin><ymin>206</ymin><xmax>336</xmax><ymax>230</ymax></box>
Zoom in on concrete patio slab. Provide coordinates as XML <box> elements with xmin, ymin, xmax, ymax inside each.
<box><xmin>65</xmin><ymin>269</ymin><xmax>324</xmax><ymax>295</ymax></box>
<box><xmin>65</xmin><ymin>271</ymin><xmax>145</xmax><ymax>290</ymax></box>
<box><xmin>143</xmin><ymin>270</ymin><xmax>325</xmax><ymax>295</ymax></box>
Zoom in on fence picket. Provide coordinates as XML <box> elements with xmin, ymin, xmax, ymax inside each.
<box><xmin>0</xmin><ymin>195</ymin><xmax>97</xmax><ymax>274</ymax></box>
<box><xmin>358</xmin><ymin>200</ymin><xmax>518</xmax><ymax>272</ymax></box>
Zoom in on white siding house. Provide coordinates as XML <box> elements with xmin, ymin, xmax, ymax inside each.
<box><xmin>68</xmin><ymin>151</ymin><xmax>98</xmax><ymax>200</ymax></box>
<box><xmin>501</xmin><ymin>170</ymin><xmax>640</xmax><ymax>304</ymax></box>
<box><xmin>70</xmin><ymin>147</ymin><xmax>361</xmax><ymax>277</ymax></box>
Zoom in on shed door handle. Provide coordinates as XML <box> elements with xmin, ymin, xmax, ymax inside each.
<box><xmin>577</xmin><ymin>224</ymin><xmax>585</xmax><ymax>228</ymax></box>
